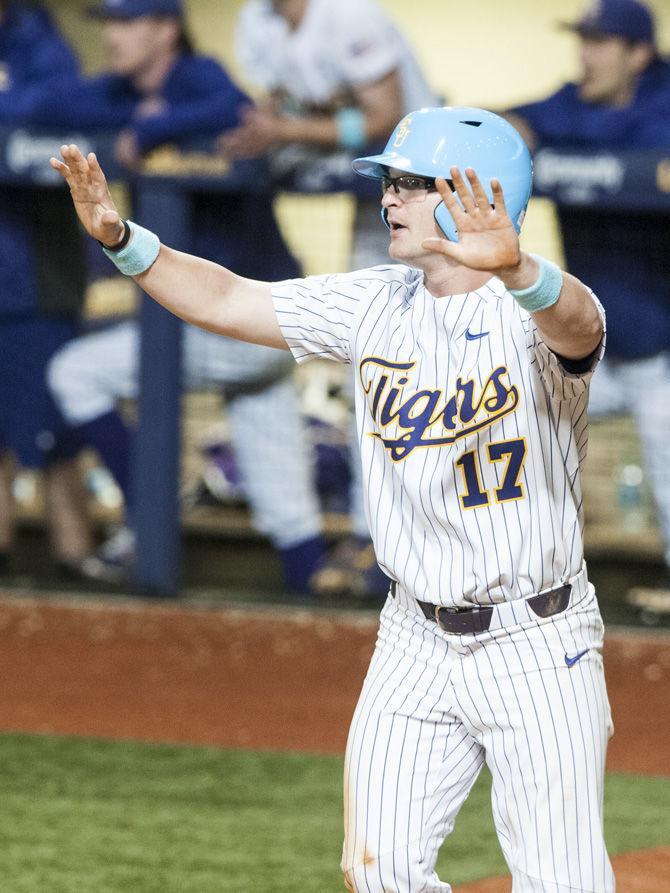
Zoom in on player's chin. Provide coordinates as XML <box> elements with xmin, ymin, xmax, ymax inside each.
<box><xmin>389</xmin><ymin>240</ymin><xmax>429</xmax><ymax>267</ymax></box>
<box><xmin>388</xmin><ymin>238</ymin><xmax>413</xmax><ymax>262</ymax></box>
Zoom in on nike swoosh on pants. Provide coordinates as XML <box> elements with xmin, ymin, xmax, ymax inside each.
<box><xmin>564</xmin><ymin>649</ymin><xmax>589</xmax><ymax>667</ymax></box>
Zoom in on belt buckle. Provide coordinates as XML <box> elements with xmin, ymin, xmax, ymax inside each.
<box><xmin>434</xmin><ymin>605</ymin><xmax>449</xmax><ymax>631</ymax></box>
<box><xmin>434</xmin><ymin>602</ymin><xmax>495</xmax><ymax>635</ymax></box>
<box><xmin>435</xmin><ymin>604</ymin><xmax>470</xmax><ymax>624</ymax></box>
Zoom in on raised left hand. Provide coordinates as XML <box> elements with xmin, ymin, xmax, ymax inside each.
<box><xmin>49</xmin><ymin>145</ymin><xmax>125</xmax><ymax>247</ymax></box>
<box><xmin>423</xmin><ymin>167</ymin><xmax>522</xmax><ymax>276</ymax></box>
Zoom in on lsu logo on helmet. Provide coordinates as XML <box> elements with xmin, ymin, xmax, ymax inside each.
<box><xmin>393</xmin><ymin>115</ymin><xmax>413</xmax><ymax>149</ymax></box>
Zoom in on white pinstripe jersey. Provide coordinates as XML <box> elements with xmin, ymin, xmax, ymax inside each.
<box><xmin>273</xmin><ymin>266</ymin><xmax>605</xmax><ymax>608</ymax></box>
<box><xmin>236</xmin><ymin>0</ymin><xmax>435</xmax><ymax>113</ymax></box>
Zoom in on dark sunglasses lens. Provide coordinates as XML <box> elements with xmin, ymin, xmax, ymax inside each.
<box><xmin>380</xmin><ymin>175</ymin><xmax>438</xmax><ymax>195</ymax></box>
<box><xmin>401</xmin><ymin>176</ymin><xmax>438</xmax><ymax>191</ymax></box>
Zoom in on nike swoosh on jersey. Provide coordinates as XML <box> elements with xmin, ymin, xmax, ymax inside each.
<box><xmin>464</xmin><ymin>328</ymin><xmax>489</xmax><ymax>341</ymax></box>
<box><xmin>564</xmin><ymin>649</ymin><xmax>590</xmax><ymax>668</ymax></box>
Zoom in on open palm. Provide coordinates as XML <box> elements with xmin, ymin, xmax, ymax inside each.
<box><xmin>423</xmin><ymin>167</ymin><xmax>521</xmax><ymax>273</ymax></box>
<box><xmin>50</xmin><ymin>145</ymin><xmax>124</xmax><ymax>247</ymax></box>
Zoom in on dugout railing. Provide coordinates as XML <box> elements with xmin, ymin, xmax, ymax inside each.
<box><xmin>3</xmin><ymin>125</ymin><xmax>669</xmax><ymax>596</ymax></box>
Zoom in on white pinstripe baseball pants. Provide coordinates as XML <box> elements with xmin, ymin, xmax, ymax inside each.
<box><xmin>588</xmin><ymin>352</ymin><xmax>670</xmax><ymax>569</ymax></box>
<box><xmin>342</xmin><ymin>576</ymin><xmax>614</xmax><ymax>892</ymax></box>
<box><xmin>48</xmin><ymin>320</ymin><xmax>321</xmax><ymax>548</ymax></box>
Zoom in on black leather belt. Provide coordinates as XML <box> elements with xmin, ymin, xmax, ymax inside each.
<box><xmin>390</xmin><ymin>582</ymin><xmax>572</xmax><ymax>634</ymax></box>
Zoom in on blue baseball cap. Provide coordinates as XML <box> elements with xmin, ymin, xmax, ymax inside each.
<box><xmin>561</xmin><ymin>0</ymin><xmax>655</xmax><ymax>44</ymax></box>
<box><xmin>88</xmin><ymin>0</ymin><xmax>184</xmax><ymax>18</ymax></box>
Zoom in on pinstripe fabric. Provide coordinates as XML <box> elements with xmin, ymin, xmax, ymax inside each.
<box><xmin>342</xmin><ymin>590</ymin><xmax>613</xmax><ymax>892</ymax></box>
<box><xmin>48</xmin><ymin>320</ymin><xmax>296</xmax><ymax>424</ymax></box>
<box><xmin>225</xmin><ymin>374</ymin><xmax>322</xmax><ymax>547</ymax></box>
<box><xmin>588</xmin><ymin>352</ymin><xmax>670</xmax><ymax>567</ymax></box>
<box><xmin>47</xmin><ymin>320</ymin><xmax>321</xmax><ymax>548</ymax></box>
<box><xmin>273</xmin><ymin>265</ymin><xmax>614</xmax><ymax>892</ymax></box>
<box><xmin>273</xmin><ymin>266</ymin><xmax>605</xmax><ymax>607</ymax></box>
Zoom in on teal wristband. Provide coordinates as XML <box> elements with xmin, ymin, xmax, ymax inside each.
<box><xmin>508</xmin><ymin>255</ymin><xmax>563</xmax><ymax>312</ymax></box>
<box><xmin>336</xmin><ymin>107</ymin><xmax>367</xmax><ymax>151</ymax></box>
<box><xmin>102</xmin><ymin>220</ymin><xmax>160</xmax><ymax>276</ymax></box>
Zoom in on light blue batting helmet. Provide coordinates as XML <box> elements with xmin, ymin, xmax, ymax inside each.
<box><xmin>352</xmin><ymin>106</ymin><xmax>533</xmax><ymax>242</ymax></box>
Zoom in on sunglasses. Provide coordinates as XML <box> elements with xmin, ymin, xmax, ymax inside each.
<box><xmin>381</xmin><ymin>174</ymin><xmax>453</xmax><ymax>204</ymax></box>
<box><xmin>381</xmin><ymin>174</ymin><xmax>437</xmax><ymax>194</ymax></box>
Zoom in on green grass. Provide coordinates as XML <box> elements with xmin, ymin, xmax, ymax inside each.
<box><xmin>0</xmin><ymin>733</ymin><xmax>668</xmax><ymax>892</ymax></box>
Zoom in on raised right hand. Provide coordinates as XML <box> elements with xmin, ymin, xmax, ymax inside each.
<box><xmin>50</xmin><ymin>144</ymin><xmax>125</xmax><ymax>247</ymax></box>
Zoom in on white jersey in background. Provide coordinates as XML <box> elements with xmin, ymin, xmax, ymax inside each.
<box><xmin>274</xmin><ymin>265</ymin><xmax>605</xmax><ymax>607</ymax></box>
<box><xmin>236</xmin><ymin>0</ymin><xmax>439</xmax><ymax>556</ymax></box>
<box><xmin>235</xmin><ymin>0</ymin><xmax>436</xmax><ymax>113</ymax></box>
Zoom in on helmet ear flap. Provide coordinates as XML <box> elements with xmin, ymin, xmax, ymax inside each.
<box><xmin>434</xmin><ymin>201</ymin><xmax>458</xmax><ymax>242</ymax></box>
<box><xmin>384</xmin><ymin>201</ymin><xmax>459</xmax><ymax>241</ymax></box>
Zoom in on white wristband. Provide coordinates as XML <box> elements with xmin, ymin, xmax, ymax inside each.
<box><xmin>102</xmin><ymin>220</ymin><xmax>161</xmax><ymax>276</ymax></box>
<box><xmin>508</xmin><ymin>255</ymin><xmax>563</xmax><ymax>313</ymax></box>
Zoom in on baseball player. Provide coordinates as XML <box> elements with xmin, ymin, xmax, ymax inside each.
<box><xmin>42</xmin><ymin>0</ymin><xmax>326</xmax><ymax>591</ymax></box>
<box><xmin>228</xmin><ymin>0</ymin><xmax>436</xmax><ymax>269</ymax></box>
<box><xmin>51</xmin><ymin>105</ymin><xmax>614</xmax><ymax>892</ymax></box>
<box><xmin>0</xmin><ymin>0</ymin><xmax>93</xmax><ymax>573</ymax></box>
<box><xmin>224</xmin><ymin>0</ymin><xmax>438</xmax><ymax>598</ymax></box>
<box><xmin>505</xmin><ymin>0</ymin><xmax>670</xmax><ymax>604</ymax></box>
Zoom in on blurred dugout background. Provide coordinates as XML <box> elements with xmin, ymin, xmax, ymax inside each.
<box><xmin>14</xmin><ymin>0</ymin><xmax>670</xmax><ymax>588</ymax></box>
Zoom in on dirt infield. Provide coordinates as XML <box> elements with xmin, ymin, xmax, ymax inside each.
<box><xmin>453</xmin><ymin>847</ymin><xmax>670</xmax><ymax>892</ymax></box>
<box><xmin>0</xmin><ymin>593</ymin><xmax>667</xmax><ymax>890</ymax></box>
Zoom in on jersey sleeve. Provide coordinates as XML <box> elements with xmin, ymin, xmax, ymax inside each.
<box><xmin>525</xmin><ymin>291</ymin><xmax>606</xmax><ymax>401</ymax></box>
<box><xmin>508</xmin><ymin>85</ymin><xmax>577</xmax><ymax>144</ymax></box>
<box><xmin>272</xmin><ymin>272</ymin><xmax>364</xmax><ymax>364</ymax></box>
<box><xmin>334</xmin><ymin>0</ymin><xmax>404</xmax><ymax>89</ymax></box>
<box><xmin>25</xmin><ymin>75</ymin><xmax>136</xmax><ymax>130</ymax></box>
<box><xmin>0</xmin><ymin>10</ymin><xmax>80</xmax><ymax>124</ymax></box>
<box><xmin>133</xmin><ymin>58</ymin><xmax>248</xmax><ymax>152</ymax></box>
<box><xmin>235</xmin><ymin>1</ymin><xmax>285</xmax><ymax>92</ymax></box>
<box><xmin>632</xmin><ymin>89</ymin><xmax>670</xmax><ymax>147</ymax></box>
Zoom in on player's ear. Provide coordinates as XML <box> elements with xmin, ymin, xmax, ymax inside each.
<box><xmin>629</xmin><ymin>41</ymin><xmax>655</xmax><ymax>75</ymax></box>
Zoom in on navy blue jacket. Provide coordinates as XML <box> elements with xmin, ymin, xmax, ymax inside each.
<box><xmin>0</xmin><ymin>4</ymin><xmax>83</xmax><ymax>316</ymax></box>
<box><xmin>0</xmin><ymin>3</ymin><xmax>79</xmax><ymax>122</ymax></box>
<box><xmin>30</xmin><ymin>53</ymin><xmax>300</xmax><ymax>281</ymax></box>
<box><xmin>31</xmin><ymin>55</ymin><xmax>248</xmax><ymax>154</ymax></box>
<box><xmin>512</xmin><ymin>59</ymin><xmax>670</xmax><ymax>358</ymax></box>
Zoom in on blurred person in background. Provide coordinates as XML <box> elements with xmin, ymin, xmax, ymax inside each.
<box><xmin>41</xmin><ymin>0</ymin><xmax>326</xmax><ymax>593</ymax></box>
<box><xmin>221</xmin><ymin>0</ymin><xmax>438</xmax><ymax>600</ymax></box>
<box><xmin>506</xmin><ymin>0</ymin><xmax>670</xmax><ymax>602</ymax></box>
<box><xmin>0</xmin><ymin>0</ymin><xmax>92</xmax><ymax>574</ymax></box>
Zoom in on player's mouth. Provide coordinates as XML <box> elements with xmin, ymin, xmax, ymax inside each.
<box><xmin>389</xmin><ymin>220</ymin><xmax>407</xmax><ymax>236</ymax></box>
